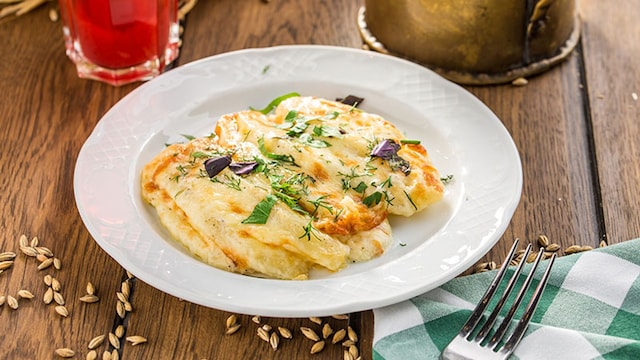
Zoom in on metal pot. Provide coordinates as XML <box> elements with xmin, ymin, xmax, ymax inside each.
<box><xmin>358</xmin><ymin>0</ymin><xmax>580</xmax><ymax>85</ymax></box>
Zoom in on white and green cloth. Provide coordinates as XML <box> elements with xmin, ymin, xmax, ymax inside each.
<box><xmin>373</xmin><ymin>239</ymin><xmax>640</xmax><ymax>359</ymax></box>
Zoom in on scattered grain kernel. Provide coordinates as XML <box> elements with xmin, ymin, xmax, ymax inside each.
<box><xmin>125</xmin><ymin>335</ymin><xmax>147</xmax><ymax>346</ymax></box>
<box><xmin>322</xmin><ymin>323</ymin><xmax>333</xmax><ymax>339</ymax></box>
<box><xmin>36</xmin><ymin>246</ymin><xmax>53</xmax><ymax>257</ymax></box>
<box><xmin>44</xmin><ymin>274</ymin><xmax>53</xmax><ymax>286</ymax></box>
<box><xmin>300</xmin><ymin>327</ymin><xmax>320</xmax><ymax>341</ymax></box>
<box><xmin>580</xmin><ymin>245</ymin><xmax>594</xmax><ymax>252</ymax></box>
<box><xmin>53</xmin><ymin>258</ymin><xmax>62</xmax><ymax>270</ymax></box>
<box><xmin>55</xmin><ymin>348</ymin><xmax>75</xmax><ymax>358</ymax></box>
<box><xmin>0</xmin><ymin>295</ymin><xmax>5</xmax><ymax>306</ymax></box>
<box><xmin>86</xmin><ymin>282</ymin><xmax>95</xmax><ymax>295</ymax></box>
<box><xmin>512</xmin><ymin>77</ymin><xmax>528</xmax><ymax>86</ymax></box>
<box><xmin>18</xmin><ymin>289</ymin><xmax>34</xmax><ymax>299</ymax></box>
<box><xmin>310</xmin><ymin>340</ymin><xmax>325</xmax><ymax>354</ymax></box>
<box><xmin>54</xmin><ymin>291</ymin><xmax>65</xmax><ymax>305</ymax></box>
<box><xmin>347</xmin><ymin>326</ymin><xmax>358</xmax><ymax>342</ymax></box>
<box><xmin>102</xmin><ymin>350</ymin><xmax>111</xmax><ymax>360</ymax></box>
<box><xmin>526</xmin><ymin>252</ymin><xmax>537</xmax><ymax>263</ymax></box>
<box><xmin>8</xmin><ymin>295</ymin><xmax>19</xmax><ymax>309</ymax></box>
<box><xmin>121</xmin><ymin>281</ymin><xmax>130</xmax><ymax>298</ymax></box>
<box><xmin>257</xmin><ymin>327</ymin><xmax>270</xmax><ymax>342</ymax></box>
<box><xmin>599</xmin><ymin>240</ymin><xmax>607</xmax><ymax>248</ymax></box>
<box><xmin>332</xmin><ymin>329</ymin><xmax>346</xmax><ymax>344</ymax></box>
<box><xmin>538</xmin><ymin>234</ymin><xmax>550</xmax><ymax>247</ymax></box>
<box><xmin>116</xmin><ymin>301</ymin><xmax>125</xmax><ymax>319</ymax></box>
<box><xmin>251</xmin><ymin>315</ymin><xmax>261</xmax><ymax>324</ymax></box>
<box><xmin>86</xmin><ymin>349</ymin><xmax>97</xmax><ymax>360</ymax></box>
<box><xmin>19</xmin><ymin>234</ymin><xmax>29</xmax><ymax>247</ymax></box>
<box><xmin>545</xmin><ymin>243</ymin><xmax>560</xmax><ymax>252</ymax></box>
<box><xmin>309</xmin><ymin>316</ymin><xmax>322</xmax><ymax>325</ymax></box>
<box><xmin>349</xmin><ymin>344</ymin><xmax>359</xmax><ymax>359</ymax></box>
<box><xmin>115</xmin><ymin>325</ymin><xmax>125</xmax><ymax>338</ymax></box>
<box><xmin>108</xmin><ymin>332</ymin><xmax>120</xmax><ymax>349</ymax></box>
<box><xmin>116</xmin><ymin>292</ymin><xmax>127</xmax><ymax>303</ymax></box>
<box><xmin>55</xmin><ymin>305</ymin><xmax>69</xmax><ymax>317</ymax></box>
<box><xmin>0</xmin><ymin>251</ymin><xmax>16</xmax><ymax>261</ymax></box>
<box><xmin>225</xmin><ymin>323</ymin><xmax>241</xmax><ymax>335</ymax></box>
<box><xmin>564</xmin><ymin>245</ymin><xmax>582</xmax><ymax>254</ymax></box>
<box><xmin>269</xmin><ymin>332</ymin><xmax>279</xmax><ymax>351</ymax></box>
<box><xmin>277</xmin><ymin>326</ymin><xmax>292</xmax><ymax>339</ymax></box>
<box><xmin>344</xmin><ymin>350</ymin><xmax>355</xmax><ymax>360</ymax></box>
<box><xmin>111</xmin><ymin>349</ymin><xmax>119</xmax><ymax>360</ymax></box>
<box><xmin>38</xmin><ymin>258</ymin><xmax>54</xmax><ymax>270</ymax></box>
<box><xmin>30</xmin><ymin>236</ymin><xmax>39</xmax><ymax>247</ymax></box>
<box><xmin>52</xmin><ymin>278</ymin><xmax>61</xmax><ymax>291</ymax></box>
<box><xmin>44</xmin><ymin>287</ymin><xmax>54</xmax><ymax>304</ymax></box>
<box><xmin>261</xmin><ymin>324</ymin><xmax>272</xmax><ymax>332</ymax></box>
<box><xmin>0</xmin><ymin>260</ymin><xmax>14</xmax><ymax>271</ymax></box>
<box><xmin>342</xmin><ymin>339</ymin><xmax>356</xmax><ymax>347</ymax></box>
<box><xmin>225</xmin><ymin>314</ymin><xmax>237</xmax><ymax>328</ymax></box>
<box><xmin>88</xmin><ymin>335</ymin><xmax>105</xmax><ymax>350</ymax></box>
<box><xmin>331</xmin><ymin>314</ymin><xmax>349</xmax><ymax>320</ymax></box>
<box><xmin>79</xmin><ymin>294</ymin><xmax>99</xmax><ymax>303</ymax></box>
<box><xmin>20</xmin><ymin>246</ymin><xmax>38</xmax><ymax>257</ymax></box>
<box><xmin>123</xmin><ymin>301</ymin><xmax>133</xmax><ymax>312</ymax></box>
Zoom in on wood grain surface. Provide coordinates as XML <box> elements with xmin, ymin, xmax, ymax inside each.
<box><xmin>0</xmin><ymin>0</ymin><xmax>638</xmax><ymax>359</ymax></box>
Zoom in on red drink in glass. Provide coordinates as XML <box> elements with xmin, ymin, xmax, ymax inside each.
<box><xmin>58</xmin><ymin>0</ymin><xmax>180</xmax><ymax>86</ymax></box>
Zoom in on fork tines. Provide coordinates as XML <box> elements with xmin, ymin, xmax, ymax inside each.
<box><xmin>441</xmin><ymin>239</ymin><xmax>556</xmax><ymax>360</ymax></box>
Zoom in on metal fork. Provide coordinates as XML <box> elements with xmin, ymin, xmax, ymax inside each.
<box><xmin>440</xmin><ymin>239</ymin><xmax>556</xmax><ymax>360</ymax></box>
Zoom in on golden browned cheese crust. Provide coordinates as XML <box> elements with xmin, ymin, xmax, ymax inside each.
<box><xmin>140</xmin><ymin>96</ymin><xmax>444</xmax><ymax>279</ymax></box>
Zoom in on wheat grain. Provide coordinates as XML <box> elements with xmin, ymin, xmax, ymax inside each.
<box><xmin>88</xmin><ymin>335</ymin><xmax>105</xmax><ymax>350</ymax></box>
<box><xmin>55</xmin><ymin>305</ymin><xmax>69</xmax><ymax>317</ymax></box>
<box><xmin>18</xmin><ymin>289</ymin><xmax>34</xmax><ymax>299</ymax></box>
<box><xmin>54</xmin><ymin>348</ymin><xmax>75</xmax><ymax>358</ymax></box>
<box><xmin>310</xmin><ymin>340</ymin><xmax>325</xmax><ymax>354</ymax></box>
<box><xmin>300</xmin><ymin>327</ymin><xmax>320</xmax><ymax>341</ymax></box>
<box><xmin>125</xmin><ymin>335</ymin><xmax>147</xmax><ymax>346</ymax></box>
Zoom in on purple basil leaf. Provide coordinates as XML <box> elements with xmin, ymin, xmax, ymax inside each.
<box><xmin>204</xmin><ymin>155</ymin><xmax>232</xmax><ymax>178</ymax></box>
<box><xmin>229</xmin><ymin>161</ymin><xmax>259</xmax><ymax>175</ymax></box>
<box><xmin>371</xmin><ymin>139</ymin><xmax>400</xmax><ymax>160</ymax></box>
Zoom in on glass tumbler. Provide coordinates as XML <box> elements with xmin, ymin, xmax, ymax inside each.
<box><xmin>58</xmin><ymin>0</ymin><xmax>180</xmax><ymax>86</ymax></box>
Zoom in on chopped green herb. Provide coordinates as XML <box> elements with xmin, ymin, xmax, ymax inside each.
<box><xmin>400</xmin><ymin>139</ymin><xmax>421</xmax><ymax>145</ymax></box>
<box><xmin>251</xmin><ymin>92</ymin><xmax>301</xmax><ymax>114</ymax></box>
<box><xmin>181</xmin><ymin>134</ymin><xmax>196</xmax><ymax>141</ymax></box>
<box><xmin>299</xmin><ymin>133</ymin><xmax>331</xmax><ymax>148</ymax></box>
<box><xmin>262</xmin><ymin>65</ymin><xmax>271</xmax><ymax>74</ymax></box>
<box><xmin>257</xmin><ymin>136</ymin><xmax>297</xmax><ymax>165</ymax></box>
<box><xmin>313</xmin><ymin>125</ymin><xmax>343</xmax><ymax>138</ymax></box>
<box><xmin>404</xmin><ymin>190</ymin><xmax>418</xmax><ymax>210</ymax></box>
<box><xmin>353</xmin><ymin>181</ymin><xmax>368</xmax><ymax>194</ymax></box>
<box><xmin>299</xmin><ymin>221</ymin><xmax>320</xmax><ymax>241</ymax></box>
<box><xmin>241</xmin><ymin>194</ymin><xmax>278</xmax><ymax>224</ymax></box>
<box><xmin>363</xmin><ymin>191</ymin><xmax>383</xmax><ymax>207</ymax></box>
<box><xmin>440</xmin><ymin>174</ymin><xmax>455</xmax><ymax>184</ymax></box>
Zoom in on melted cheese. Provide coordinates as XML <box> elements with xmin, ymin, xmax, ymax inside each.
<box><xmin>141</xmin><ymin>96</ymin><xmax>444</xmax><ymax>279</ymax></box>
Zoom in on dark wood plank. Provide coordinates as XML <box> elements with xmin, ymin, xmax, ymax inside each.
<box><xmin>465</xmin><ymin>51</ymin><xmax>602</xmax><ymax>266</ymax></box>
<box><xmin>579</xmin><ymin>0</ymin><xmax>640</xmax><ymax>244</ymax></box>
<box><xmin>0</xmin><ymin>6</ymin><xmax>143</xmax><ymax>359</ymax></box>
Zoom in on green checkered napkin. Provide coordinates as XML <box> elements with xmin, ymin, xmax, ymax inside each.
<box><xmin>373</xmin><ymin>239</ymin><xmax>640</xmax><ymax>360</ymax></box>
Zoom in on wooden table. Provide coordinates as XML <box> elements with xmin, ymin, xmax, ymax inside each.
<box><xmin>1</xmin><ymin>1</ymin><xmax>638</xmax><ymax>359</ymax></box>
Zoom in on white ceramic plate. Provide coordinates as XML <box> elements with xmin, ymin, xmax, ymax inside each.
<box><xmin>74</xmin><ymin>45</ymin><xmax>522</xmax><ymax>317</ymax></box>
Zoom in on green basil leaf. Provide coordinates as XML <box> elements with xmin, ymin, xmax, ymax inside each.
<box><xmin>241</xmin><ymin>194</ymin><xmax>278</xmax><ymax>224</ymax></box>
<box><xmin>251</xmin><ymin>92</ymin><xmax>301</xmax><ymax>114</ymax></box>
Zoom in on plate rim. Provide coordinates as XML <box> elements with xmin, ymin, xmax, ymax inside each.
<box><xmin>74</xmin><ymin>44</ymin><xmax>522</xmax><ymax>317</ymax></box>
